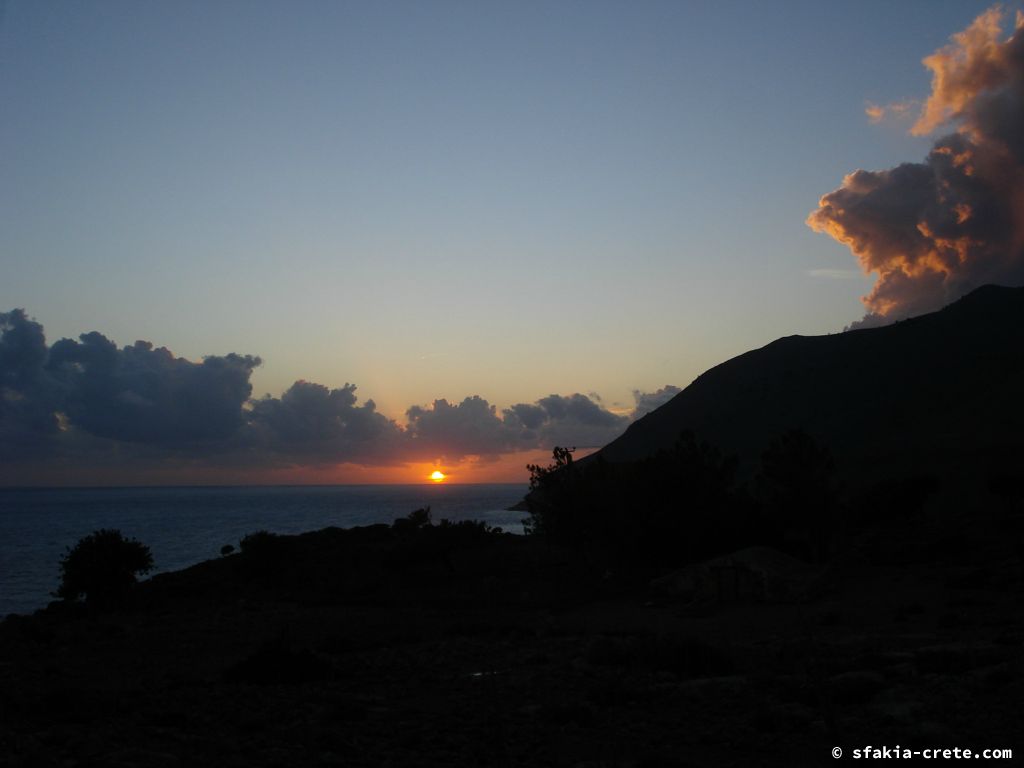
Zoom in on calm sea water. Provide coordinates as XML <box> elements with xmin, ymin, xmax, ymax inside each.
<box><xmin>0</xmin><ymin>484</ymin><xmax>529</xmax><ymax>617</ymax></box>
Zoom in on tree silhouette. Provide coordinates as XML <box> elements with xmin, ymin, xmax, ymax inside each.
<box><xmin>55</xmin><ymin>529</ymin><xmax>153</xmax><ymax>607</ymax></box>
<box><xmin>523</xmin><ymin>446</ymin><xmax>578</xmax><ymax>539</ymax></box>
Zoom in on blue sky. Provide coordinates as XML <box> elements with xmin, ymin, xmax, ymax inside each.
<box><xmin>0</xmin><ymin>1</ymin><xmax>1014</xmax><ymax>481</ymax></box>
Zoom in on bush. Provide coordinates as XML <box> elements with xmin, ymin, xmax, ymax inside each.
<box><xmin>391</xmin><ymin>506</ymin><xmax>432</xmax><ymax>535</ymax></box>
<box><xmin>437</xmin><ymin>518</ymin><xmax>502</xmax><ymax>538</ymax></box>
<box><xmin>239</xmin><ymin>530</ymin><xmax>281</xmax><ymax>554</ymax></box>
<box><xmin>55</xmin><ymin>529</ymin><xmax>153</xmax><ymax>607</ymax></box>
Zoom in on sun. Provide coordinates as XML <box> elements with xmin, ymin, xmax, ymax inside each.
<box><xmin>429</xmin><ymin>470</ymin><xmax>446</xmax><ymax>483</ymax></box>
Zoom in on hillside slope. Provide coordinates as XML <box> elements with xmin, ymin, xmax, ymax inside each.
<box><xmin>597</xmin><ymin>285</ymin><xmax>1024</xmax><ymax>488</ymax></box>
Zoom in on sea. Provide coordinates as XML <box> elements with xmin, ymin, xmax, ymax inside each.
<box><xmin>0</xmin><ymin>483</ymin><xmax>529</xmax><ymax>618</ymax></box>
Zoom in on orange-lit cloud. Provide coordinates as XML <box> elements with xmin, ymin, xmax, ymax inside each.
<box><xmin>864</xmin><ymin>99</ymin><xmax>918</xmax><ymax>124</ymax></box>
<box><xmin>865</xmin><ymin>103</ymin><xmax>885</xmax><ymax>123</ymax></box>
<box><xmin>912</xmin><ymin>7</ymin><xmax>1023</xmax><ymax>136</ymax></box>
<box><xmin>809</xmin><ymin>6</ymin><xmax>1024</xmax><ymax>327</ymax></box>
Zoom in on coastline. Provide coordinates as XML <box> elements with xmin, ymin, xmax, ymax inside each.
<box><xmin>0</xmin><ymin>484</ymin><xmax>529</xmax><ymax>617</ymax></box>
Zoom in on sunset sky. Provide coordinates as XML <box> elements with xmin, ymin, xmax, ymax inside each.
<box><xmin>2</xmin><ymin>1</ymin><xmax>1021</xmax><ymax>484</ymax></box>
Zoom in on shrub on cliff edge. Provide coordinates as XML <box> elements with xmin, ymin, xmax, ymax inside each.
<box><xmin>55</xmin><ymin>529</ymin><xmax>154</xmax><ymax>607</ymax></box>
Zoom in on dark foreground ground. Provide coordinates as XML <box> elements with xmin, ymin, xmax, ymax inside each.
<box><xmin>1</xmin><ymin>516</ymin><xmax>1022</xmax><ymax>767</ymax></box>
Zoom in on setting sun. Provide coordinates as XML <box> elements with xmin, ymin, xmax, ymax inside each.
<box><xmin>429</xmin><ymin>470</ymin><xmax>446</xmax><ymax>482</ymax></box>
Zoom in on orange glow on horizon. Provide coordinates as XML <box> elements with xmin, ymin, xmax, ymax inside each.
<box><xmin>29</xmin><ymin>447</ymin><xmax>604</xmax><ymax>487</ymax></box>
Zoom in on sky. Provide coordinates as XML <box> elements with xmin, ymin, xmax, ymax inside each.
<box><xmin>2</xmin><ymin>1</ymin><xmax>1022</xmax><ymax>485</ymax></box>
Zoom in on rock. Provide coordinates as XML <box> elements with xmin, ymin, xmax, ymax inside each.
<box><xmin>650</xmin><ymin>547</ymin><xmax>813</xmax><ymax>603</ymax></box>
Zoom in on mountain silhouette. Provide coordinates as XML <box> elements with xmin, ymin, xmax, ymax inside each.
<box><xmin>595</xmin><ymin>284</ymin><xmax>1024</xmax><ymax>492</ymax></box>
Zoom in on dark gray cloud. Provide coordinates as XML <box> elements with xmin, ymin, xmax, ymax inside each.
<box><xmin>403</xmin><ymin>391</ymin><xmax>636</xmax><ymax>460</ymax></box>
<box><xmin>0</xmin><ymin>309</ymin><xmax>48</xmax><ymax>390</ymax></box>
<box><xmin>250</xmin><ymin>381</ymin><xmax>404</xmax><ymax>465</ymax></box>
<box><xmin>498</xmin><ymin>393</ymin><xmax>630</xmax><ymax>453</ymax></box>
<box><xmin>406</xmin><ymin>396</ymin><xmax>513</xmax><ymax>459</ymax></box>
<box><xmin>504</xmin><ymin>402</ymin><xmax>547</xmax><ymax>431</ymax></box>
<box><xmin>47</xmin><ymin>332</ymin><xmax>260</xmax><ymax>446</ymax></box>
<box><xmin>526</xmin><ymin>393</ymin><xmax>629</xmax><ymax>448</ymax></box>
<box><xmin>0</xmin><ymin>310</ymin><xmax>62</xmax><ymax>459</ymax></box>
<box><xmin>403</xmin><ymin>392</ymin><xmax>630</xmax><ymax>461</ymax></box>
<box><xmin>808</xmin><ymin>8</ymin><xmax>1024</xmax><ymax>327</ymax></box>
<box><xmin>631</xmin><ymin>385</ymin><xmax>681</xmax><ymax>419</ymax></box>
<box><xmin>0</xmin><ymin>310</ymin><xmax>639</xmax><ymax>475</ymax></box>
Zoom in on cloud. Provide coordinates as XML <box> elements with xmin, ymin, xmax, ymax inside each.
<box><xmin>631</xmin><ymin>385</ymin><xmax>681</xmax><ymax>419</ymax></box>
<box><xmin>0</xmin><ymin>310</ymin><xmax>48</xmax><ymax>390</ymax></box>
<box><xmin>809</xmin><ymin>6</ymin><xmax>1024</xmax><ymax>327</ymax></box>
<box><xmin>912</xmin><ymin>8</ymin><xmax>1023</xmax><ymax>136</ymax></box>
<box><xmin>0</xmin><ymin>309</ymin><xmax>638</xmax><ymax>477</ymax></box>
<box><xmin>865</xmin><ymin>99</ymin><xmax>918</xmax><ymax>124</ymax></box>
<box><xmin>249</xmin><ymin>381</ymin><xmax>403</xmax><ymax>465</ymax></box>
<box><xmin>865</xmin><ymin>103</ymin><xmax>886</xmax><ymax>123</ymax></box>
<box><xmin>47</xmin><ymin>332</ymin><xmax>261</xmax><ymax>446</ymax></box>
<box><xmin>405</xmin><ymin>392</ymin><xmax>631</xmax><ymax>461</ymax></box>
<box><xmin>406</xmin><ymin>396</ymin><xmax>513</xmax><ymax>460</ymax></box>
<box><xmin>0</xmin><ymin>309</ymin><xmax>62</xmax><ymax>459</ymax></box>
<box><xmin>522</xmin><ymin>393</ymin><xmax>630</xmax><ymax>448</ymax></box>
